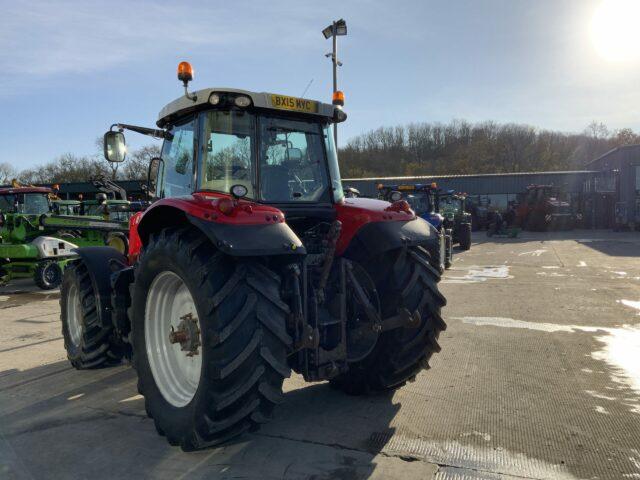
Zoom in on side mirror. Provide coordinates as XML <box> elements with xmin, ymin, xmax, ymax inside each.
<box><xmin>285</xmin><ymin>148</ymin><xmax>303</xmax><ymax>163</ymax></box>
<box><xmin>333</xmin><ymin>107</ymin><xmax>347</xmax><ymax>123</ymax></box>
<box><xmin>147</xmin><ymin>157</ymin><xmax>163</xmax><ymax>198</ymax></box>
<box><xmin>345</xmin><ymin>187</ymin><xmax>360</xmax><ymax>198</ymax></box>
<box><xmin>104</xmin><ymin>131</ymin><xmax>127</xmax><ymax>162</ymax></box>
<box><xmin>389</xmin><ymin>191</ymin><xmax>403</xmax><ymax>202</ymax></box>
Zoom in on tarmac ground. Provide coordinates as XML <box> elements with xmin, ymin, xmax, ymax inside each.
<box><xmin>1</xmin><ymin>230</ymin><xmax>639</xmax><ymax>479</ymax></box>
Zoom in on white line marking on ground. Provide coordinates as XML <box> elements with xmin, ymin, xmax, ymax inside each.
<box><xmin>443</xmin><ymin>266</ymin><xmax>512</xmax><ymax>284</ymax></box>
<box><xmin>620</xmin><ymin>300</ymin><xmax>640</xmax><ymax>313</ymax></box>
<box><xmin>518</xmin><ymin>249</ymin><xmax>547</xmax><ymax>256</ymax></box>
<box><xmin>595</xmin><ymin>406</ymin><xmax>610</xmax><ymax>414</ymax></box>
<box><xmin>456</xmin><ymin>316</ymin><xmax>604</xmax><ymax>333</ymax></box>
<box><xmin>578</xmin><ymin>261</ymin><xmax>587</xmax><ymax>267</ymax></box>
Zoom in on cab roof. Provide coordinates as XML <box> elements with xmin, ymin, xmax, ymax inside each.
<box><xmin>0</xmin><ymin>186</ymin><xmax>52</xmax><ymax>195</ymax></box>
<box><xmin>157</xmin><ymin>88</ymin><xmax>337</xmax><ymax>128</ymax></box>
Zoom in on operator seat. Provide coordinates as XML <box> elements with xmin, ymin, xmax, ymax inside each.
<box><xmin>261</xmin><ymin>165</ymin><xmax>290</xmax><ymax>202</ymax></box>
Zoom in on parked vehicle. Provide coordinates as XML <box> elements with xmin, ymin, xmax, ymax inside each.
<box><xmin>515</xmin><ymin>185</ymin><xmax>574</xmax><ymax>231</ymax></box>
<box><xmin>0</xmin><ymin>186</ymin><xmax>130</xmax><ymax>289</ymax></box>
<box><xmin>439</xmin><ymin>191</ymin><xmax>472</xmax><ymax>250</ymax></box>
<box><xmin>378</xmin><ymin>183</ymin><xmax>452</xmax><ymax>270</ymax></box>
<box><xmin>60</xmin><ymin>62</ymin><xmax>447</xmax><ymax>450</ymax></box>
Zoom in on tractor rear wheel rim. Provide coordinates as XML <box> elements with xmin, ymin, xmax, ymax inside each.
<box><xmin>145</xmin><ymin>271</ymin><xmax>202</xmax><ymax>408</ymax></box>
<box><xmin>66</xmin><ymin>283</ymin><xmax>83</xmax><ymax>346</ymax></box>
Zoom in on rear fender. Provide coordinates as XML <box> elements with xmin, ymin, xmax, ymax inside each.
<box><xmin>73</xmin><ymin>247</ymin><xmax>128</xmax><ymax>329</ymax></box>
<box><xmin>342</xmin><ymin>217</ymin><xmax>439</xmax><ymax>263</ymax></box>
<box><xmin>136</xmin><ymin>200</ymin><xmax>305</xmax><ymax>257</ymax></box>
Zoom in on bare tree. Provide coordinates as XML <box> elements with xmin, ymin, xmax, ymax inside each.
<box><xmin>339</xmin><ymin>120</ymin><xmax>637</xmax><ymax>178</ymax></box>
<box><xmin>121</xmin><ymin>145</ymin><xmax>161</xmax><ymax>180</ymax></box>
<box><xmin>0</xmin><ymin>162</ymin><xmax>17</xmax><ymax>185</ymax></box>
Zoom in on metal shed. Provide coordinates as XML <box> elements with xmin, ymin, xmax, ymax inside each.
<box><xmin>342</xmin><ymin>171</ymin><xmax>595</xmax><ymax>212</ymax></box>
<box><xmin>584</xmin><ymin>144</ymin><xmax>640</xmax><ymax>228</ymax></box>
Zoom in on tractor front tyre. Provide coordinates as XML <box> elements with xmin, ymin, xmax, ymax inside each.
<box><xmin>60</xmin><ymin>261</ymin><xmax>123</xmax><ymax>368</ymax></box>
<box><xmin>130</xmin><ymin>227</ymin><xmax>291</xmax><ymax>451</ymax></box>
<box><xmin>331</xmin><ymin>246</ymin><xmax>447</xmax><ymax>395</ymax></box>
<box><xmin>444</xmin><ymin>230</ymin><xmax>453</xmax><ymax>269</ymax></box>
<box><xmin>106</xmin><ymin>232</ymin><xmax>129</xmax><ymax>256</ymax></box>
<box><xmin>459</xmin><ymin>223</ymin><xmax>472</xmax><ymax>251</ymax></box>
<box><xmin>34</xmin><ymin>259</ymin><xmax>63</xmax><ymax>290</ymax></box>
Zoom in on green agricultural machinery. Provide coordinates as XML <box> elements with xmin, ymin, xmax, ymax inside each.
<box><xmin>0</xmin><ymin>185</ymin><xmax>130</xmax><ymax>289</ymax></box>
<box><xmin>439</xmin><ymin>191</ymin><xmax>472</xmax><ymax>251</ymax></box>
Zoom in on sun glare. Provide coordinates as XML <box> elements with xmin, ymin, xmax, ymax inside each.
<box><xmin>591</xmin><ymin>0</ymin><xmax>640</xmax><ymax>62</ymax></box>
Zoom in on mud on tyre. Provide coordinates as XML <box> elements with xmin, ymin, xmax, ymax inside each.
<box><xmin>130</xmin><ymin>227</ymin><xmax>291</xmax><ymax>451</ymax></box>
<box><xmin>331</xmin><ymin>245</ymin><xmax>447</xmax><ymax>395</ymax></box>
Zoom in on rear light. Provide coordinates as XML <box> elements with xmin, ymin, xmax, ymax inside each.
<box><xmin>218</xmin><ymin>198</ymin><xmax>235</xmax><ymax>216</ymax></box>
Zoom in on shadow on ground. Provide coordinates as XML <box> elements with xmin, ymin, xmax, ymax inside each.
<box><xmin>0</xmin><ymin>360</ymin><xmax>405</xmax><ymax>479</ymax></box>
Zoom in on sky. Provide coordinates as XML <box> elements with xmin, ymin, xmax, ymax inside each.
<box><xmin>1</xmin><ymin>0</ymin><xmax>639</xmax><ymax>170</ymax></box>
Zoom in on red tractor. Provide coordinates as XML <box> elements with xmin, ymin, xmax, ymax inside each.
<box><xmin>60</xmin><ymin>62</ymin><xmax>446</xmax><ymax>450</ymax></box>
<box><xmin>515</xmin><ymin>184</ymin><xmax>574</xmax><ymax>231</ymax></box>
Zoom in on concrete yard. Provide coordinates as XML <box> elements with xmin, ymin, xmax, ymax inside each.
<box><xmin>1</xmin><ymin>231</ymin><xmax>639</xmax><ymax>479</ymax></box>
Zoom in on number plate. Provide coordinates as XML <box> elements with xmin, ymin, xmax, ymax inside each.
<box><xmin>270</xmin><ymin>94</ymin><xmax>318</xmax><ymax>113</ymax></box>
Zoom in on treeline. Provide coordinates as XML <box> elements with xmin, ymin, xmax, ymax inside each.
<box><xmin>338</xmin><ymin>121</ymin><xmax>640</xmax><ymax>178</ymax></box>
<box><xmin>0</xmin><ymin>145</ymin><xmax>160</xmax><ymax>186</ymax></box>
<box><xmin>2</xmin><ymin>121</ymin><xmax>638</xmax><ymax>186</ymax></box>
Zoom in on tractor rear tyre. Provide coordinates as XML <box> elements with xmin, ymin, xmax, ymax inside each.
<box><xmin>130</xmin><ymin>227</ymin><xmax>291</xmax><ymax>451</ymax></box>
<box><xmin>331</xmin><ymin>246</ymin><xmax>447</xmax><ymax>395</ymax></box>
<box><xmin>459</xmin><ymin>223</ymin><xmax>472</xmax><ymax>251</ymax></box>
<box><xmin>34</xmin><ymin>259</ymin><xmax>63</xmax><ymax>290</ymax></box>
<box><xmin>60</xmin><ymin>261</ymin><xmax>123</xmax><ymax>368</ymax></box>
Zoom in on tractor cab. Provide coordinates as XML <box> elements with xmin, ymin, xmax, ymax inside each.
<box><xmin>516</xmin><ymin>184</ymin><xmax>574</xmax><ymax>231</ymax></box>
<box><xmin>439</xmin><ymin>191</ymin><xmax>472</xmax><ymax>250</ymax></box>
<box><xmin>0</xmin><ymin>187</ymin><xmax>52</xmax><ymax>216</ymax></box>
<box><xmin>51</xmin><ymin>200</ymin><xmax>81</xmax><ymax>216</ymax></box>
<box><xmin>104</xmin><ymin>77</ymin><xmax>348</xmax><ymax>240</ymax></box>
<box><xmin>440</xmin><ymin>191</ymin><xmax>465</xmax><ymax>217</ymax></box>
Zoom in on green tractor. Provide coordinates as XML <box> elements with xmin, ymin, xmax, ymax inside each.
<box><xmin>51</xmin><ymin>199</ymin><xmax>82</xmax><ymax>216</ymax></box>
<box><xmin>81</xmin><ymin>176</ymin><xmax>134</xmax><ymax>222</ymax></box>
<box><xmin>439</xmin><ymin>191</ymin><xmax>472</xmax><ymax>251</ymax></box>
<box><xmin>0</xmin><ymin>186</ymin><xmax>130</xmax><ymax>289</ymax></box>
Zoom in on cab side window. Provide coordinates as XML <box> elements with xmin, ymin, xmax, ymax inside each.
<box><xmin>159</xmin><ymin>118</ymin><xmax>195</xmax><ymax>198</ymax></box>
